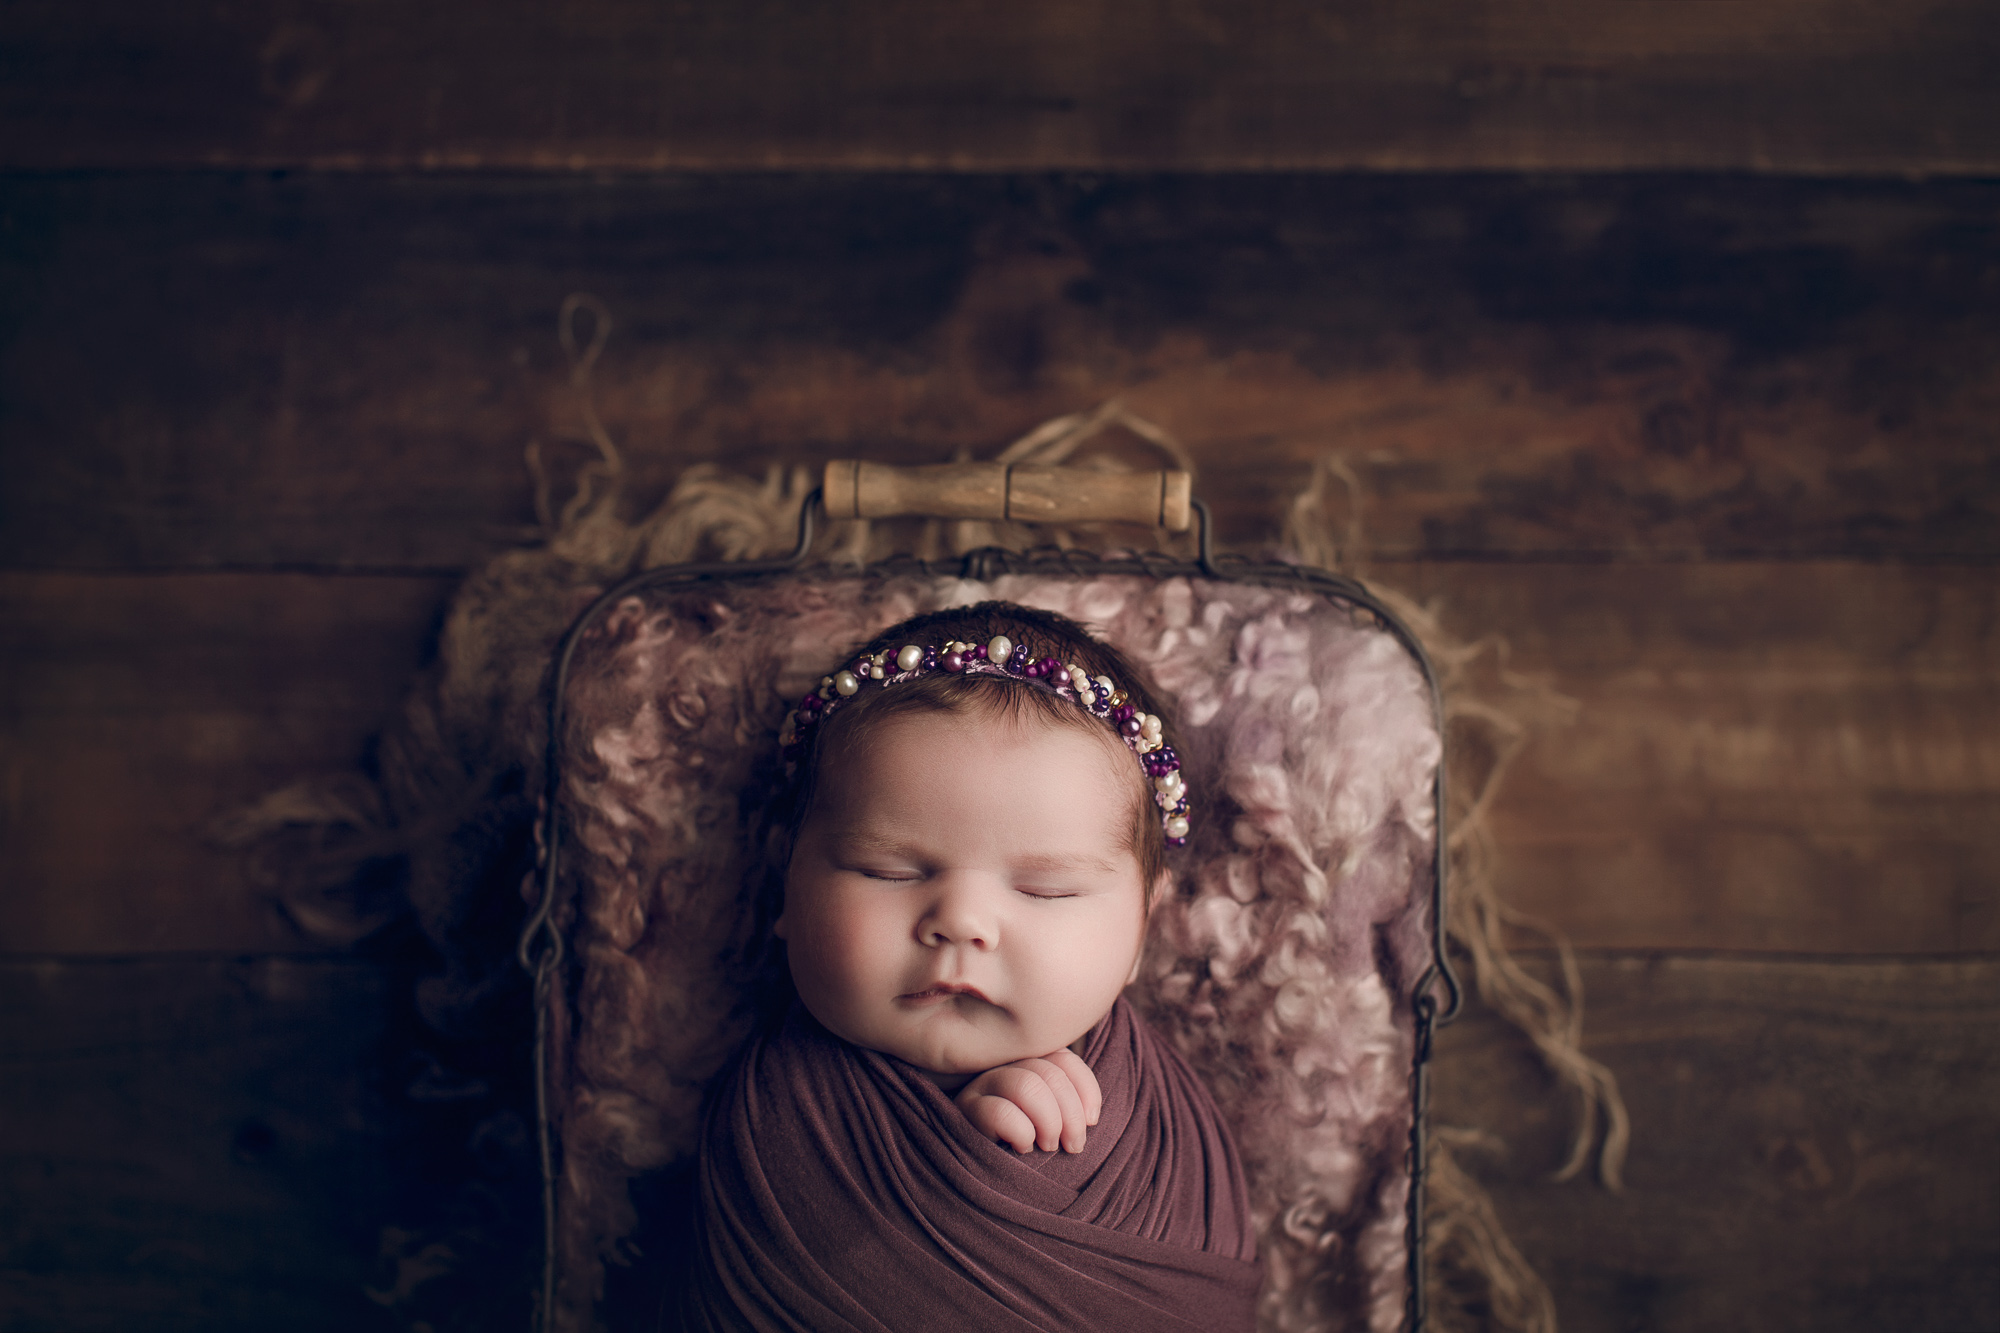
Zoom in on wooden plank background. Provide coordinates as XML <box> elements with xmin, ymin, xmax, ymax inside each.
<box><xmin>3</xmin><ymin>1</ymin><xmax>1998</xmax><ymax>174</ymax></box>
<box><xmin>2</xmin><ymin>9</ymin><xmax>1997</xmax><ymax>1332</ymax></box>
<box><xmin>1431</xmin><ymin>956</ymin><xmax>2000</xmax><ymax>1332</ymax></box>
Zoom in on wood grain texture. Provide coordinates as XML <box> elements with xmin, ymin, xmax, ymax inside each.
<box><xmin>0</xmin><ymin>956</ymin><xmax>537</xmax><ymax>1333</ymax></box>
<box><xmin>0</xmin><ymin>958</ymin><xmax>402</xmax><ymax>1331</ymax></box>
<box><xmin>1431</xmin><ymin>954</ymin><xmax>2000</xmax><ymax>1332</ymax></box>
<box><xmin>1402</xmin><ymin>561</ymin><xmax>2000</xmax><ymax>954</ymax></box>
<box><xmin>0</xmin><ymin>573</ymin><xmax>455</xmax><ymax>954</ymax></box>
<box><xmin>5</xmin><ymin>562</ymin><xmax>1993</xmax><ymax>956</ymax></box>
<box><xmin>2</xmin><ymin>0</ymin><xmax>1997</xmax><ymax>174</ymax></box>
<box><xmin>3</xmin><ymin>174</ymin><xmax>1996</xmax><ymax>571</ymax></box>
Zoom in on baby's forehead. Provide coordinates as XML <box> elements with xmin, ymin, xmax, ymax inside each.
<box><xmin>828</xmin><ymin>702</ymin><xmax>1143</xmax><ymax>792</ymax></box>
<box><xmin>806</xmin><ymin>709</ymin><xmax>1145</xmax><ymax>843</ymax></box>
<box><xmin>836</xmin><ymin>692</ymin><xmax>1129</xmax><ymax>755</ymax></box>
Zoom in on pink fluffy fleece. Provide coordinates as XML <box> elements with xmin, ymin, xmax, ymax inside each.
<box><xmin>550</xmin><ymin>569</ymin><xmax>1440</xmax><ymax>1332</ymax></box>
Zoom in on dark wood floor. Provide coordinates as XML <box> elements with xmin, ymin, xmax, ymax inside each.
<box><xmin>4</xmin><ymin>8</ymin><xmax>1998</xmax><ymax>1330</ymax></box>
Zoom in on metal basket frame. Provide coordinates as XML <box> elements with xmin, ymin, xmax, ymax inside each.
<box><xmin>519</xmin><ymin>494</ymin><xmax>1462</xmax><ymax>1331</ymax></box>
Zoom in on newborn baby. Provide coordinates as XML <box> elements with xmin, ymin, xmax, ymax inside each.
<box><xmin>679</xmin><ymin>603</ymin><xmax>1260</xmax><ymax>1331</ymax></box>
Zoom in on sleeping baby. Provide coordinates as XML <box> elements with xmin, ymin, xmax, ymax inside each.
<box><xmin>678</xmin><ymin>602</ymin><xmax>1261</xmax><ymax>1331</ymax></box>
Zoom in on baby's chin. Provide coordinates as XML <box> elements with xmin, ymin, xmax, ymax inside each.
<box><xmin>888</xmin><ymin>1029</ymin><xmax>1095</xmax><ymax>1089</ymax></box>
<box><xmin>892</xmin><ymin>1038</ymin><xmax>1019</xmax><ymax>1084</ymax></box>
<box><xmin>837</xmin><ymin>1019</ymin><xmax>1025</xmax><ymax>1082</ymax></box>
<box><xmin>806</xmin><ymin>998</ymin><xmax>1097</xmax><ymax>1082</ymax></box>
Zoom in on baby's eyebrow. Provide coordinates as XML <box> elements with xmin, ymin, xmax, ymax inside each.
<box><xmin>828</xmin><ymin>834</ymin><xmax>1122</xmax><ymax>877</ymax></box>
<box><xmin>1008</xmin><ymin>851</ymin><xmax>1126</xmax><ymax>876</ymax></box>
<box><xmin>828</xmin><ymin>831</ymin><xmax>921</xmax><ymax>859</ymax></box>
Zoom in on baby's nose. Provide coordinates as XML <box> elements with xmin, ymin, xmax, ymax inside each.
<box><xmin>918</xmin><ymin>879</ymin><xmax>997</xmax><ymax>949</ymax></box>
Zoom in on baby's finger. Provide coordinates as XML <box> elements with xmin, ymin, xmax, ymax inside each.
<box><xmin>987</xmin><ymin>1064</ymin><xmax>1072</xmax><ymax>1151</ymax></box>
<box><xmin>956</xmin><ymin>1069</ymin><xmax>1060</xmax><ymax>1151</ymax></box>
<box><xmin>1044</xmin><ymin>1048</ymin><xmax>1102</xmax><ymax>1127</ymax></box>
<box><xmin>1013</xmin><ymin>1057</ymin><xmax>1090</xmax><ymax>1153</ymax></box>
<box><xmin>963</xmin><ymin>1093</ymin><xmax>1038</xmax><ymax>1153</ymax></box>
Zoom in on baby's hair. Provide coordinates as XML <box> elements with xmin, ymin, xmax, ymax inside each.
<box><xmin>778</xmin><ymin>602</ymin><xmax>1184</xmax><ymax>898</ymax></box>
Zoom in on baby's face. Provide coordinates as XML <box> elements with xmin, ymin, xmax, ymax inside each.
<box><xmin>777</xmin><ymin>707</ymin><xmax>1153</xmax><ymax>1084</ymax></box>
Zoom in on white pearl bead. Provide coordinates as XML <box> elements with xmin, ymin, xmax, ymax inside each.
<box><xmin>897</xmin><ymin>644</ymin><xmax>923</xmax><ymax>671</ymax></box>
<box><xmin>1077</xmin><ymin>687</ymin><xmax>1096</xmax><ymax>708</ymax></box>
<box><xmin>1155</xmin><ymin>771</ymin><xmax>1183</xmax><ymax>794</ymax></box>
<box><xmin>1141</xmin><ymin>714</ymin><xmax>1162</xmax><ymax>738</ymax></box>
<box><xmin>987</xmin><ymin>634</ymin><xmax>1012</xmax><ymax>664</ymax></box>
<box><xmin>870</xmin><ymin>666</ymin><xmax>885</xmax><ymax>680</ymax></box>
<box><xmin>834</xmin><ymin>670</ymin><xmax>859</xmax><ymax>696</ymax></box>
<box><xmin>1164</xmin><ymin>815</ymin><xmax>1190</xmax><ymax>839</ymax></box>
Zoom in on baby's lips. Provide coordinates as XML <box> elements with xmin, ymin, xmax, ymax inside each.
<box><xmin>897</xmin><ymin>981</ymin><xmax>996</xmax><ymax>1006</ymax></box>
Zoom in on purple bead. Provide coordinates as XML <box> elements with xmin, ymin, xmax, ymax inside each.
<box><xmin>1050</xmin><ymin>666</ymin><xmax>1071</xmax><ymax>688</ymax></box>
<box><xmin>970</xmin><ymin>643</ymin><xmax>987</xmax><ymax>660</ymax></box>
<box><xmin>799</xmin><ymin>694</ymin><xmax>823</xmax><ymax>713</ymax></box>
<box><xmin>1112</xmin><ymin>703</ymin><xmax>1135</xmax><ymax>723</ymax></box>
<box><xmin>1119</xmin><ymin>715</ymin><xmax>1143</xmax><ymax>737</ymax></box>
<box><xmin>1011</xmin><ymin>644</ymin><xmax>1031</xmax><ymax>669</ymax></box>
<box><xmin>942</xmin><ymin>650</ymin><xmax>966</xmax><ymax>672</ymax></box>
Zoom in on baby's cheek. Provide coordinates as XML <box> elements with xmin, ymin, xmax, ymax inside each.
<box><xmin>799</xmin><ymin>896</ymin><xmax>898</xmax><ymax>994</ymax></box>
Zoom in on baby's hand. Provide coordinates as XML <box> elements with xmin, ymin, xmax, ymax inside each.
<box><xmin>953</xmin><ymin>1049</ymin><xmax>1103</xmax><ymax>1154</ymax></box>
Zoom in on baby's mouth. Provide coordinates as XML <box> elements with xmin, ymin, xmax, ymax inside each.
<box><xmin>898</xmin><ymin>982</ymin><xmax>992</xmax><ymax>1006</ymax></box>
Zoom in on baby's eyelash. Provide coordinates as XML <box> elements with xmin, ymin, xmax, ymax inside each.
<box><xmin>1017</xmin><ymin>889</ymin><xmax>1078</xmax><ymax>900</ymax></box>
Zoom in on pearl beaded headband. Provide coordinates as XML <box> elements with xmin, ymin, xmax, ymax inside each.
<box><xmin>781</xmin><ymin>633</ymin><xmax>1192</xmax><ymax>846</ymax></box>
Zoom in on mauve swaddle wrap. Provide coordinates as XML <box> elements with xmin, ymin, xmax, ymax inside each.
<box><xmin>686</xmin><ymin>997</ymin><xmax>1260</xmax><ymax>1332</ymax></box>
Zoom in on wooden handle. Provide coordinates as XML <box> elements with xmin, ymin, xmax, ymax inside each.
<box><xmin>822</xmin><ymin>460</ymin><xmax>1192</xmax><ymax>531</ymax></box>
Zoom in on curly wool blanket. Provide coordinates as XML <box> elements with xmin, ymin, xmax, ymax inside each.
<box><xmin>553</xmin><ymin>569</ymin><xmax>1439</xmax><ymax>1333</ymax></box>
